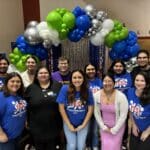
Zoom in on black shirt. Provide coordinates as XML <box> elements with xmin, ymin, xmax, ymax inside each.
<box><xmin>25</xmin><ymin>80</ymin><xmax>62</xmax><ymax>140</ymax></box>
<box><xmin>131</xmin><ymin>66</ymin><xmax>150</xmax><ymax>82</ymax></box>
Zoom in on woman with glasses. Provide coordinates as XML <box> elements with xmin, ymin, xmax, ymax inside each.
<box><xmin>94</xmin><ymin>73</ymin><xmax>128</xmax><ymax>150</ymax></box>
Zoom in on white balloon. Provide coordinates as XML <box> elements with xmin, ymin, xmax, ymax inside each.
<box><xmin>37</xmin><ymin>21</ymin><xmax>48</xmax><ymax>32</ymax></box>
<box><xmin>102</xmin><ymin>19</ymin><xmax>114</xmax><ymax>32</ymax></box>
<box><xmin>100</xmin><ymin>28</ymin><xmax>109</xmax><ymax>37</ymax></box>
<box><xmin>90</xmin><ymin>33</ymin><xmax>104</xmax><ymax>46</ymax></box>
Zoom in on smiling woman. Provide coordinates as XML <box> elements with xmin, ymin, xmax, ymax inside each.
<box><xmin>25</xmin><ymin>66</ymin><xmax>62</xmax><ymax>150</ymax></box>
<box><xmin>0</xmin><ymin>72</ymin><xmax>27</xmax><ymax>150</ymax></box>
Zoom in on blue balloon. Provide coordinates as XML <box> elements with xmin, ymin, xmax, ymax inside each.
<box><xmin>109</xmin><ymin>50</ymin><xmax>118</xmax><ymax>61</ymax></box>
<box><xmin>68</xmin><ymin>28</ymin><xmax>85</xmax><ymax>42</ymax></box>
<box><xmin>16</xmin><ymin>35</ymin><xmax>26</xmax><ymax>45</ymax></box>
<box><xmin>112</xmin><ymin>40</ymin><xmax>126</xmax><ymax>54</ymax></box>
<box><xmin>35</xmin><ymin>47</ymin><xmax>48</xmax><ymax>60</ymax></box>
<box><xmin>72</xmin><ymin>6</ymin><xmax>86</xmax><ymax>17</ymax></box>
<box><xmin>76</xmin><ymin>15</ymin><xmax>91</xmax><ymax>31</ymax></box>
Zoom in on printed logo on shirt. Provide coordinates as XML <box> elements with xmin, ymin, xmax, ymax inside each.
<box><xmin>0</xmin><ymin>80</ymin><xmax>4</xmax><ymax>89</ymax></box>
<box><xmin>67</xmin><ymin>99</ymin><xmax>86</xmax><ymax>114</ymax></box>
<box><xmin>115</xmin><ymin>78</ymin><xmax>128</xmax><ymax>88</ymax></box>
<box><xmin>90</xmin><ymin>86</ymin><xmax>101</xmax><ymax>93</ymax></box>
<box><xmin>12</xmin><ymin>100</ymin><xmax>27</xmax><ymax>117</ymax></box>
<box><xmin>129</xmin><ymin>100</ymin><xmax>144</xmax><ymax>118</ymax></box>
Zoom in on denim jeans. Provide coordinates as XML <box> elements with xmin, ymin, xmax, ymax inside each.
<box><xmin>64</xmin><ymin>123</ymin><xmax>89</xmax><ymax>150</ymax></box>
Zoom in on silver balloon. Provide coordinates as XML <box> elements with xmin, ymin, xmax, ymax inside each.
<box><xmin>43</xmin><ymin>39</ymin><xmax>52</xmax><ymax>49</ymax></box>
<box><xmin>84</xmin><ymin>4</ymin><xmax>97</xmax><ymax>18</ymax></box>
<box><xmin>92</xmin><ymin>19</ymin><xmax>102</xmax><ymax>29</ymax></box>
<box><xmin>27</xmin><ymin>21</ymin><xmax>38</xmax><ymax>28</ymax></box>
<box><xmin>24</xmin><ymin>27</ymin><xmax>42</xmax><ymax>45</ymax></box>
<box><xmin>96</xmin><ymin>11</ymin><xmax>107</xmax><ymax>21</ymax></box>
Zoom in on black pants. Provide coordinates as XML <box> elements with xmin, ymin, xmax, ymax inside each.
<box><xmin>34</xmin><ymin>139</ymin><xmax>55</xmax><ymax>150</ymax></box>
<box><xmin>130</xmin><ymin>133</ymin><xmax>150</xmax><ymax>150</ymax></box>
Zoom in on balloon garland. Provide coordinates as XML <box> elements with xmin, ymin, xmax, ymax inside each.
<box><xmin>9</xmin><ymin>4</ymin><xmax>140</xmax><ymax>72</ymax></box>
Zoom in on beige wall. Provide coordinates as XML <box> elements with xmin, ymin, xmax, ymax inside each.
<box><xmin>84</xmin><ymin>0</ymin><xmax>150</xmax><ymax>36</ymax></box>
<box><xmin>39</xmin><ymin>0</ymin><xmax>86</xmax><ymax>21</ymax></box>
<box><xmin>0</xmin><ymin>0</ymin><xmax>24</xmax><ymax>56</ymax></box>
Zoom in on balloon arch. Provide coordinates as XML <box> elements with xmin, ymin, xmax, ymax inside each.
<box><xmin>9</xmin><ymin>4</ymin><xmax>140</xmax><ymax>72</ymax></box>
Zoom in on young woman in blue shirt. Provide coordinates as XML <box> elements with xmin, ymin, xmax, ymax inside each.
<box><xmin>0</xmin><ymin>72</ymin><xmax>27</xmax><ymax>150</ymax></box>
<box><xmin>57</xmin><ymin>69</ymin><xmax>94</xmax><ymax>150</ymax></box>
<box><xmin>127</xmin><ymin>71</ymin><xmax>150</xmax><ymax>150</ymax></box>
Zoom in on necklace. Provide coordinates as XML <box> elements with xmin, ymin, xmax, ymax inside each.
<box><xmin>103</xmin><ymin>89</ymin><xmax>115</xmax><ymax>104</ymax></box>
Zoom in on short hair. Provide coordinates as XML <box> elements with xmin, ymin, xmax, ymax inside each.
<box><xmin>3</xmin><ymin>72</ymin><xmax>24</xmax><ymax>96</ymax></box>
<box><xmin>58</xmin><ymin>56</ymin><xmax>69</xmax><ymax>64</ymax></box>
<box><xmin>137</xmin><ymin>49</ymin><xmax>149</xmax><ymax>58</ymax></box>
<box><xmin>0</xmin><ymin>55</ymin><xmax>9</xmax><ymax>65</ymax></box>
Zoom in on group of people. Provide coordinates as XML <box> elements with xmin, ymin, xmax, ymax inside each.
<box><xmin>0</xmin><ymin>49</ymin><xmax>150</xmax><ymax>150</ymax></box>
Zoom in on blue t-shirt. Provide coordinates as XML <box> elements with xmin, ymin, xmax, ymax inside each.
<box><xmin>114</xmin><ymin>73</ymin><xmax>132</xmax><ymax>96</ymax></box>
<box><xmin>57</xmin><ymin>85</ymin><xmax>94</xmax><ymax>127</ymax></box>
<box><xmin>127</xmin><ymin>88</ymin><xmax>150</xmax><ymax>131</ymax></box>
<box><xmin>88</xmin><ymin>77</ymin><xmax>102</xmax><ymax>94</ymax></box>
<box><xmin>0</xmin><ymin>92</ymin><xmax>27</xmax><ymax>139</ymax></box>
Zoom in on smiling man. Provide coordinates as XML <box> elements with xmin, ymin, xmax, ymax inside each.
<box><xmin>52</xmin><ymin>57</ymin><xmax>71</xmax><ymax>84</ymax></box>
<box><xmin>131</xmin><ymin>49</ymin><xmax>150</xmax><ymax>82</ymax></box>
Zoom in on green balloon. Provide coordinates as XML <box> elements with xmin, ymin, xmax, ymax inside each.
<box><xmin>10</xmin><ymin>58</ymin><xmax>16</xmax><ymax>64</ymax></box>
<box><xmin>58</xmin><ymin>8</ymin><xmax>68</xmax><ymax>17</ymax></box>
<box><xmin>62</xmin><ymin>12</ymin><xmax>75</xmax><ymax>29</ymax></box>
<box><xmin>9</xmin><ymin>53</ymin><xmax>15</xmax><ymax>59</ymax></box>
<box><xmin>14</xmin><ymin>55</ymin><xmax>20</xmax><ymax>61</ymax></box>
<box><xmin>13</xmin><ymin>47</ymin><xmax>22</xmax><ymax>56</ymax></box>
<box><xmin>105</xmin><ymin>32</ymin><xmax>116</xmax><ymax>48</ymax></box>
<box><xmin>59</xmin><ymin>29</ymin><xmax>68</xmax><ymax>40</ymax></box>
<box><xmin>16</xmin><ymin>60</ymin><xmax>26</xmax><ymax>72</ymax></box>
<box><xmin>46</xmin><ymin>11</ymin><xmax>62</xmax><ymax>31</ymax></box>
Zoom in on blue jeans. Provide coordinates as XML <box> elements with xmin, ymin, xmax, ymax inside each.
<box><xmin>64</xmin><ymin>123</ymin><xmax>89</xmax><ymax>150</ymax></box>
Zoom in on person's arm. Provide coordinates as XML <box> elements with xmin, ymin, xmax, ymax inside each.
<box><xmin>129</xmin><ymin>112</ymin><xmax>139</xmax><ymax>137</ymax></box>
<box><xmin>140</xmin><ymin>126</ymin><xmax>150</xmax><ymax>141</ymax></box>
<box><xmin>110</xmin><ymin>92</ymin><xmax>129</xmax><ymax>134</ymax></box>
<box><xmin>94</xmin><ymin>91</ymin><xmax>109</xmax><ymax>131</ymax></box>
<box><xmin>59</xmin><ymin>104</ymin><xmax>75</xmax><ymax>132</ymax></box>
<box><xmin>0</xmin><ymin>126</ymin><xmax>8</xmax><ymax>142</ymax></box>
<box><xmin>76</xmin><ymin>105</ymin><xmax>93</xmax><ymax>131</ymax></box>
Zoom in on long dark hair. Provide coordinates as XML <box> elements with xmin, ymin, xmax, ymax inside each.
<box><xmin>68</xmin><ymin>69</ymin><xmax>88</xmax><ymax>104</ymax></box>
<box><xmin>108</xmin><ymin>59</ymin><xmax>126</xmax><ymax>75</ymax></box>
<box><xmin>33</xmin><ymin>65</ymin><xmax>52</xmax><ymax>86</ymax></box>
<box><xmin>136</xmin><ymin>72</ymin><xmax>150</xmax><ymax>105</ymax></box>
<box><xmin>3</xmin><ymin>72</ymin><xmax>24</xmax><ymax>96</ymax></box>
<box><xmin>84</xmin><ymin>63</ymin><xmax>98</xmax><ymax>78</ymax></box>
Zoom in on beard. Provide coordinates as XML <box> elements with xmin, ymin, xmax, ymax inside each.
<box><xmin>0</xmin><ymin>67</ymin><xmax>8</xmax><ymax>74</ymax></box>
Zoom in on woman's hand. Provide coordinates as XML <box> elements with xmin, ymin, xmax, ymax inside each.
<box><xmin>132</xmin><ymin>122</ymin><xmax>139</xmax><ymax>137</ymax></box>
<box><xmin>0</xmin><ymin>130</ymin><xmax>8</xmax><ymax>143</ymax></box>
<box><xmin>75</xmin><ymin>125</ymin><xmax>84</xmax><ymax>131</ymax></box>
<box><xmin>68</xmin><ymin>124</ymin><xmax>76</xmax><ymax>132</ymax></box>
<box><xmin>140</xmin><ymin>128</ymin><xmax>150</xmax><ymax>141</ymax></box>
